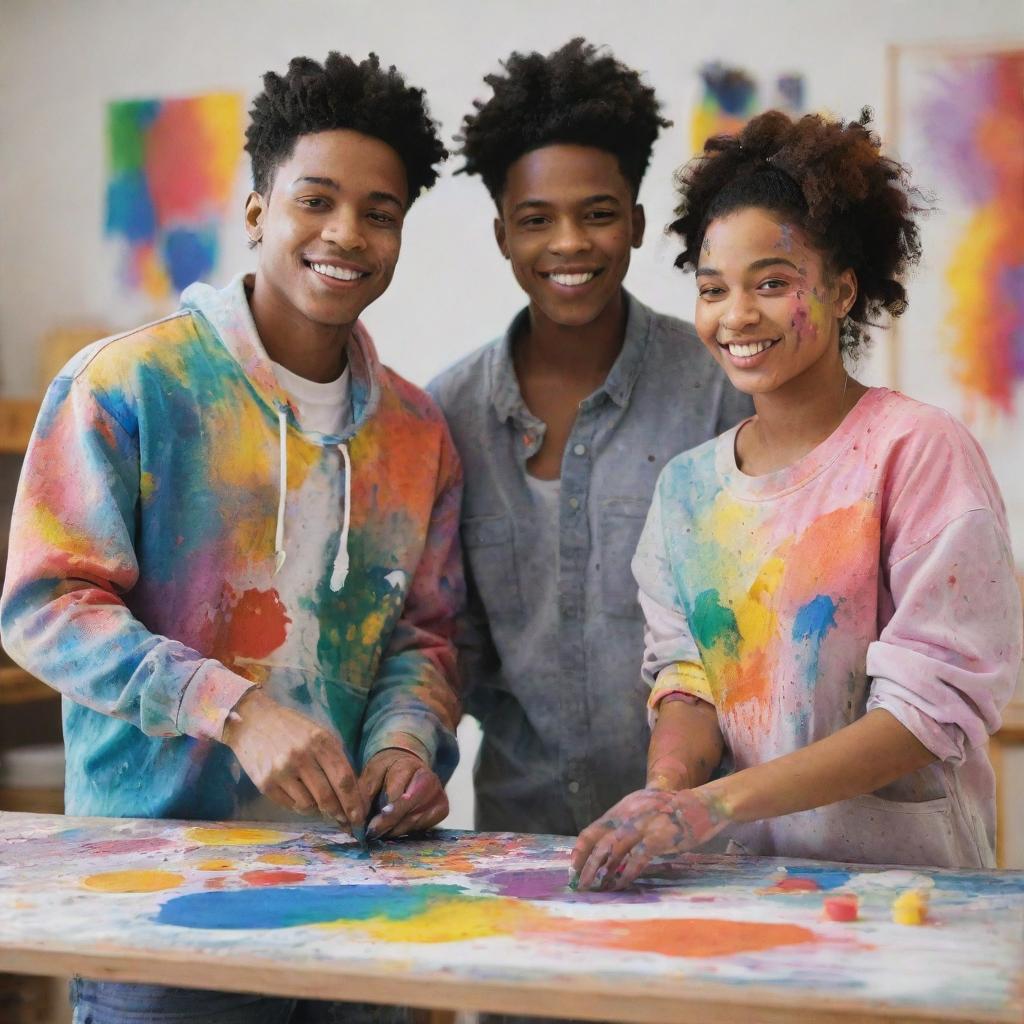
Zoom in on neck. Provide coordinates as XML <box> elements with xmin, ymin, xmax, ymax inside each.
<box><xmin>248</xmin><ymin>277</ymin><xmax>350</xmax><ymax>383</ymax></box>
<box><xmin>750</xmin><ymin>346</ymin><xmax>866</xmax><ymax>456</ymax></box>
<box><xmin>518</xmin><ymin>289</ymin><xmax>627</xmax><ymax>381</ymax></box>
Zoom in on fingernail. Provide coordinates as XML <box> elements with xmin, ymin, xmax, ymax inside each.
<box><xmin>380</xmin><ymin>803</ymin><xmax>394</xmax><ymax>816</ymax></box>
<box><xmin>592</xmin><ymin>867</ymin><xmax>607</xmax><ymax>890</ymax></box>
<box><xmin>567</xmin><ymin>871</ymin><xmax>580</xmax><ymax>892</ymax></box>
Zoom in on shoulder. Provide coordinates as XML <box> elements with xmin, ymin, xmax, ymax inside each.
<box><xmin>426</xmin><ymin>336</ymin><xmax>502</xmax><ymax>415</ymax></box>
<box><xmin>378</xmin><ymin>365</ymin><xmax>451</xmax><ymax>429</ymax></box>
<box><xmin>657</xmin><ymin>433</ymin><xmax>722</xmax><ymax>494</ymax></box>
<box><xmin>57</xmin><ymin>310</ymin><xmax>205</xmax><ymax>389</ymax></box>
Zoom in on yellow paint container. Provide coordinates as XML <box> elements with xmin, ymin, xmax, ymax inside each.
<box><xmin>892</xmin><ymin>888</ymin><xmax>929</xmax><ymax>925</ymax></box>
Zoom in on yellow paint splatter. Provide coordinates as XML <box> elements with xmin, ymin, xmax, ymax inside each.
<box><xmin>258</xmin><ymin>852</ymin><xmax>306</xmax><ymax>866</ymax></box>
<box><xmin>82</xmin><ymin>870</ymin><xmax>184</xmax><ymax>893</ymax></box>
<box><xmin>321</xmin><ymin>896</ymin><xmax>549</xmax><ymax>944</ymax></box>
<box><xmin>195</xmin><ymin>858</ymin><xmax>236</xmax><ymax>871</ymax></box>
<box><xmin>185</xmin><ymin>827</ymin><xmax>293</xmax><ymax>847</ymax></box>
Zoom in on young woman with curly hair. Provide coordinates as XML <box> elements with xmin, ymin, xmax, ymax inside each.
<box><xmin>573</xmin><ymin>109</ymin><xmax>1022</xmax><ymax>888</ymax></box>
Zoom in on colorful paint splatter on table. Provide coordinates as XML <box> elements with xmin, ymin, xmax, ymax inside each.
<box><xmin>105</xmin><ymin>93</ymin><xmax>243</xmax><ymax>300</ymax></box>
<box><xmin>0</xmin><ymin>812</ymin><xmax>1021</xmax><ymax>1021</ymax></box>
<box><xmin>915</xmin><ymin>49</ymin><xmax>1024</xmax><ymax>420</ymax></box>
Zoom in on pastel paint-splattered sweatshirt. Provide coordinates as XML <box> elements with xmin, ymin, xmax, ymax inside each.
<box><xmin>0</xmin><ymin>274</ymin><xmax>463</xmax><ymax>820</ymax></box>
<box><xmin>635</xmin><ymin>388</ymin><xmax>1021</xmax><ymax>868</ymax></box>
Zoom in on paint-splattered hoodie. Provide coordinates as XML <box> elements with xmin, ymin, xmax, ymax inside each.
<box><xmin>0</xmin><ymin>274</ymin><xmax>463</xmax><ymax>820</ymax></box>
<box><xmin>635</xmin><ymin>388</ymin><xmax>1021</xmax><ymax>868</ymax></box>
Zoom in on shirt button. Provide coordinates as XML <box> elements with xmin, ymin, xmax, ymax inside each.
<box><xmin>573</xmin><ymin>443</ymin><xmax>586</xmax><ymax>456</ymax></box>
<box><xmin>568</xmin><ymin>780</ymin><xmax>580</xmax><ymax>794</ymax></box>
<box><xmin>568</xmin><ymin>497</ymin><xmax>580</xmax><ymax>509</ymax></box>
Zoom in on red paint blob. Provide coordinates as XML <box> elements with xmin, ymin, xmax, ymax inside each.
<box><xmin>824</xmin><ymin>894</ymin><xmax>859</xmax><ymax>922</ymax></box>
<box><xmin>768</xmin><ymin>876</ymin><xmax>821</xmax><ymax>893</ymax></box>
<box><xmin>241</xmin><ymin>869</ymin><xmax>307</xmax><ymax>887</ymax></box>
<box><xmin>219</xmin><ymin>587</ymin><xmax>291</xmax><ymax>661</ymax></box>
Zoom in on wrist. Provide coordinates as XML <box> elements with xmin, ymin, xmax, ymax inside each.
<box><xmin>221</xmin><ymin>687</ymin><xmax>271</xmax><ymax>745</ymax></box>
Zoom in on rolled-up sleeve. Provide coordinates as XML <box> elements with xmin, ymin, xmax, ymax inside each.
<box><xmin>633</xmin><ymin>478</ymin><xmax>714</xmax><ymax>723</ymax></box>
<box><xmin>866</xmin><ymin>507</ymin><xmax>1022</xmax><ymax>764</ymax></box>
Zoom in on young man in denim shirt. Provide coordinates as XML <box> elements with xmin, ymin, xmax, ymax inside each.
<box><xmin>429</xmin><ymin>39</ymin><xmax>752</xmax><ymax>836</ymax></box>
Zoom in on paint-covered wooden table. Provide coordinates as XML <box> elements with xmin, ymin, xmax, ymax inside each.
<box><xmin>0</xmin><ymin>812</ymin><xmax>1021</xmax><ymax>1024</ymax></box>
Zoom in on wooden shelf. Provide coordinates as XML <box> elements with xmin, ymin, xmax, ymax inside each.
<box><xmin>0</xmin><ymin>667</ymin><xmax>56</xmax><ymax>706</ymax></box>
<box><xmin>0</xmin><ymin>399</ymin><xmax>40</xmax><ymax>455</ymax></box>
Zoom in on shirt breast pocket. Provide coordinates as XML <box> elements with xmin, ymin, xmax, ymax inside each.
<box><xmin>461</xmin><ymin>514</ymin><xmax>525</xmax><ymax>624</ymax></box>
<box><xmin>598</xmin><ymin>497</ymin><xmax>650</xmax><ymax>619</ymax></box>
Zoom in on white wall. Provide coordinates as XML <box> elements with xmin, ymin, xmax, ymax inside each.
<box><xmin>3</xmin><ymin>0</ymin><xmax>1023</xmax><ymax>840</ymax></box>
<box><xmin>3</xmin><ymin>0</ymin><xmax>1022</xmax><ymax>396</ymax></box>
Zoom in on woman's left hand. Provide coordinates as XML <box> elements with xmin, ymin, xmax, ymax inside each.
<box><xmin>571</xmin><ymin>787</ymin><xmax>730</xmax><ymax>891</ymax></box>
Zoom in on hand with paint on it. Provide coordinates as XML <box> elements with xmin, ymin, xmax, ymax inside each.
<box><xmin>359</xmin><ymin>747</ymin><xmax>448</xmax><ymax>839</ymax></box>
<box><xmin>571</xmin><ymin>787</ymin><xmax>731</xmax><ymax>892</ymax></box>
<box><xmin>221</xmin><ymin>688</ymin><xmax>366</xmax><ymax>829</ymax></box>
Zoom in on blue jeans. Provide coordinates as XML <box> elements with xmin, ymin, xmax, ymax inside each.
<box><xmin>70</xmin><ymin>978</ymin><xmax>413</xmax><ymax>1024</ymax></box>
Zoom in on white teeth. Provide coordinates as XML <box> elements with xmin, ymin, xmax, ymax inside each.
<box><xmin>550</xmin><ymin>272</ymin><xmax>596</xmax><ymax>287</ymax></box>
<box><xmin>727</xmin><ymin>340</ymin><xmax>775</xmax><ymax>358</ymax></box>
<box><xmin>311</xmin><ymin>262</ymin><xmax>364</xmax><ymax>281</ymax></box>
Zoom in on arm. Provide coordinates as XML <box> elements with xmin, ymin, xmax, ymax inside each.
<box><xmin>0</xmin><ymin>372</ymin><xmax>254</xmax><ymax>742</ymax></box>
<box><xmin>1</xmin><ymin>371</ymin><xmax>369</xmax><ymax>827</ymax></box>
<box><xmin>575</xmin><ymin>507</ymin><xmax>1021</xmax><ymax>889</ymax></box>
<box><xmin>358</xmin><ymin>429</ymin><xmax>465</xmax><ymax>837</ymax></box>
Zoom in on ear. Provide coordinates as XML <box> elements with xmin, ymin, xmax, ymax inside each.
<box><xmin>244</xmin><ymin>191</ymin><xmax>266</xmax><ymax>245</ymax></box>
<box><xmin>631</xmin><ymin>203</ymin><xmax>646</xmax><ymax>248</ymax></box>
<box><xmin>834</xmin><ymin>267</ymin><xmax>857</xmax><ymax>319</ymax></box>
<box><xmin>494</xmin><ymin>215</ymin><xmax>510</xmax><ymax>260</ymax></box>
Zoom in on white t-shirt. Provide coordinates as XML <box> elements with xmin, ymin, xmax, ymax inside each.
<box><xmin>271</xmin><ymin>360</ymin><xmax>351</xmax><ymax>436</ymax></box>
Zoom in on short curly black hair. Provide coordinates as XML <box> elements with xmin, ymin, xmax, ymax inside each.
<box><xmin>245</xmin><ymin>52</ymin><xmax>447</xmax><ymax>205</ymax></box>
<box><xmin>457</xmin><ymin>37</ymin><xmax>672</xmax><ymax>203</ymax></box>
<box><xmin>670</xmin><ymin>108</ymin><xmax>925</xmax><ymax>355</ymax></box>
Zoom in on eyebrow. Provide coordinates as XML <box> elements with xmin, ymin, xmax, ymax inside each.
<box><xmin>291</xmin><ymin>177</ymin><xmax>405</xmax><ymax>209</ymax></box>
<box><xmin>696</xmin><ymin>257</ymin><xmax>801</xmax><ymax>278</ymax></box>
<box><xmin>510</xmin><ymin>193</ymin><xmax>622</xmax><ymax>215</ymax></box>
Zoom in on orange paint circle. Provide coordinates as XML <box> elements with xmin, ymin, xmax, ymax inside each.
<box><xmin>82</xmin><ymin>870</ymin><xmax>185</xmax><ymax>893</ymax></box>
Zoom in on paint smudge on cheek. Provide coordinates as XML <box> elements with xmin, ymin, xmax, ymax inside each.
<box><xmin>184</xmin><ymin>827</ymin><xmax>295</xmax><ymax>847</ymax></box>
<box><xmin>82</xmin><ymin>870</ymin><xmax>185</xmax><ymax>893</ymax></box>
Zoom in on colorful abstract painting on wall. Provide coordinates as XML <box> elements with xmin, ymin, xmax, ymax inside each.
<box><xmin>105</xmin><ymin>93</ymin><xmax>243</xmax><ymax>302</ymax></box>
<box><xmin>915</xmin><ymin>50</ymin><xmax>1024</xmax><ymax>420</ymax></box>
<box><xmin>690</xmin><ymin>63</ymin><xmax>805</xmax><ymax>154</ymax></box>
<box><xmin>893</xmin><ymin>43</ymin><xmax>1024</xmax><ymax>559</ymax></box>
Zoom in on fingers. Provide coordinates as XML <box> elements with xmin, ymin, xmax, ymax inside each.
<box><xmin>297</xmin><ymin>760</ymin><xmax>349</xmax><ymax>826</ymax></box>
<box><xmin>571</xmin><ymin>816</ymin><xmax>617</xmax><ymax>874</ymax></box>
<box><xmin>610</xmin><ymin>840</ymin><xmax>655</xmax><ymax>891</ymax></box>
<box><xmin>368</xmin><ymin>767</ymin><xmax>444</xmax><ymax>839</ymax></box>
<box><xmin>313</xmin><ymin>737</ymin><xmax>366</xmax><ymax>828</ymax></box>
<box><xmin>269</xmin><ymin>779</ymin><xmax>318</xmax><ymax>816</ymax></box>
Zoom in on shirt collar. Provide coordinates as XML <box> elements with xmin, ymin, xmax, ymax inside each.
<box><xmin>489</xmin><ymin>290</ymin><xmax>653</xmax><ymax>425</ymax></box>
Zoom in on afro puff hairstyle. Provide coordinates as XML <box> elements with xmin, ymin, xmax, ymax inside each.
<box><xmin>457</xmin><ymin>37</ymin><xmax>672</xmax><ymax>203</ymax></box>
<box><xmin>245</xmin><ymin>52</ymin><xmax>447</xmax><ymax>205</ymax></box>
<box><xmin>669</xmin><ymin>108</ymin><xmax>925</xmax><ymax>356</ymax></box>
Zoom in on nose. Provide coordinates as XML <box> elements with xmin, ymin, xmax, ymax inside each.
<box><xmin>721</xmin><ymin>291</ymin><xmax>760</xmax><ymax>332</ymax></box>
<box><xmin>548</xmin><ymin>216</ymin><xmax>592</xmax><ymax>257</ymax></box>
<box><xmin>322</xmin><ymin>206</ymin><xmax>366</xmax><ymax>252</ymax></box>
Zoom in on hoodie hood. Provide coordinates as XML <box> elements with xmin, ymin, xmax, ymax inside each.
<box><xmin>181</xmin><ymin>272</ymin><xmax>382</xmax><ymax>440</ymax></box>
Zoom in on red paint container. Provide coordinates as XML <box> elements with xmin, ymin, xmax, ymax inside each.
<box><xmin>823</xmin><ymin>894</ymin><xmax>859</xmax><ymax>922</ymax></box>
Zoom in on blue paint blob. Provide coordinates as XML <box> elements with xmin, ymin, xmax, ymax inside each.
<box><xmin>780</xmin><ymin>866</ymin><xmax>851</xmax><ymax>891</ymax></box>
<box><xmin>105</xmin><ymin>172</ymin><xmax>156</xmax><ymax>243</ymax></box>
<box><xmin>700</xmin><ymin>62</ymin><xmax>757</xmax><ymax>116</ymax></box>
<box><xmin>163</xmin><ymin>226</ymin><xmax>218</xmax><ymax>291</ymax></box>
<box><xmin>792</xmin><ymin>595</ymin><xmax>837</xmax><ymax>642</ymax></box>
<box><xmin>156</xmin><ymin>883</ymin><xmax>465</xmax><ymax>931</ymax></box>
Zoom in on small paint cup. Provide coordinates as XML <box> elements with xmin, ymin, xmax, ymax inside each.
<box><xmin>823</xmin><ymin>893</ymin><xmax>859</xmax><ymax>922</ymax></box>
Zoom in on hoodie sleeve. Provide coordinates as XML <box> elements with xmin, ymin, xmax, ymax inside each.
<box><xmin>0</xmin><ymin>371</ymin><xmax>254</xmax><ymax>741</ymax></box>
<box><xmin>358</xmin><ymin>426</ymin><xmax>465</xmax><ymax>783</ymax></box>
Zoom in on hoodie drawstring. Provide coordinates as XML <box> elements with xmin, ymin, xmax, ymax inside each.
<box><xmin>273</xmin><ymin>403</ymin><xmax>351</xmax><ymax>592</ymax></box>
<box><xmin>274</xmin><ymin>406</ymin><xmax>288</xmax><ymax>574</ymax></box>
<box><xmin>330</xmin><ymin>442</ymin><xmax>351</xmax><ymax>593</ymax></box>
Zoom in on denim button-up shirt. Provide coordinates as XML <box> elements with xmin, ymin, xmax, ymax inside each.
<box><xmin>429</xmin><ymin>293</ymin><xmax>753</xmax><ymax>835</ymax></box>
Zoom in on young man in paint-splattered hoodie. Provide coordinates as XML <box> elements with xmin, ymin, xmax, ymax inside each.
<box><xmin>1</xmin><ymin>55</ymin><xmax>462</xmax><ymax>848</ymax></box>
